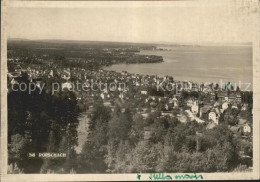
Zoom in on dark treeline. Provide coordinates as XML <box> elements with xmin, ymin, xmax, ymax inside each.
<box><xmin>75</xmin><ymin>101</ymin><xmax>250</xmax><ymax>173</ymax></box>
<box><xmin>8</xmin><ymin>73</ymin><xmax>80</xmax><ymax>173</ymax></box>
<box><xmin>8</xmin><ymin>39</ymin><xmax>157</xmax><ymax>49</ymax></box>
<box><xmin>71</xmin><ymin>91</ymin><xmax>253</xmax><ymax>174</ymax></box>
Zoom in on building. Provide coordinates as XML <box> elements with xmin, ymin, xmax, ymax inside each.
<box><xmin>187</xmin><ymin>99</ymin><xmax>194</xmax><ymax>107</ymax></box>
<box><xmin>243</xmin><ymin>124</ymin><xmax>251</xmax><ymax>134</ymax></box>
<box><xmin>144</xmin><ymin>126</ymin><xmax>152</xmax><ymax>140</ymax></box>
<box><xmin>208</xmin><ymin>111</ymin><xmax>219</xmax><ymax>125</ymax></box>
<box><xmin>210</xmin><ymin>92</ymin><xmax>216</xmax><ymax>101</ymax></box>
<box><xmin>119</xmin><ymin>92</ymin><xmax>125</xmax><ymax>100</ymax></box>
<box><xmin>62</xmin><ymin>82</ymin><xmax>73</xmax><ymax>91</ymax></box>
<box><xmin>214</xmin><ymin>101</ymin><xmax>220</xmax><ymax>107</ymax></box>
<box><xmin>222</xmin><ymin>102</ymin><xmax>229</xmax><ymax>111</ymax></box>
<box><xmin>141</xmin><ymin>90</ymin><xmax>148</xmax><ymax>95</ymax></box>
<box><xmin>236</xmin><ymin>93</ymin><xmax>242</xmax><ymax>103</ymax></box>
<box><xmin>217</xmin><ymin>92</ymin><xmax>228</xmax><ymax>102</ymax></box>
<box><xmin>241</xmin><ymin>104</ymin><xmax>248</xmax><ymax>111</ymax></box>
<box><xmin>228</xmin><ymin>92</ymin><xmax>237</xmax><ymax>102</ymax></box>
<box><xmin>169</xmin><ymin>97</ymin><xmax>178</xmax><ymax>108</ymax></box>
<box><xmin>100</xmin><ymin>93</ymin><xmax>106</xmax><ymax>100</ymax></box>
<box><xmin>232</xmin><ymin>103</ymin><xmax>238</xmax><ymax>109</ymax></box>
<box><xmin>191</xmin><ymin>103</ymin><xmax>199</xmax><ymax>115</ymax></box>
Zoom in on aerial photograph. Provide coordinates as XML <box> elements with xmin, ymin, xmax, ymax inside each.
<box><xmin>5</xmin><ymin>0</ymin><xmax>255</xmax><ymax>176</ymax></box>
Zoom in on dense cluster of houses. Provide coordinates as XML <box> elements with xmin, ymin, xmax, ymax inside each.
<box><xmin>8</xmin><ymin>58</ymin><xmax>252</xmax><ymax>139</ymax></box>
<box><xmin>186</xmin><ymin>95</ymin><xmax>251</xmax><ymax>134</ymax></box>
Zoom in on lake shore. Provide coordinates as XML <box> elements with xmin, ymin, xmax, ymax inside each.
<box><xmin>104</xmin><ymin>45</ymin><xmax>252</xmax><ymax>90</ymax></box>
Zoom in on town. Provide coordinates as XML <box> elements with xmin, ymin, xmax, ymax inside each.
<box><xmin>8</xmin><ymin>55</ymin><xmax>253</xmax><ymax>135</ymax></box>
<box><xmin>7</xmin><ymin>40</ymin><xmax>253</xmax><ymax>174</ymax></box>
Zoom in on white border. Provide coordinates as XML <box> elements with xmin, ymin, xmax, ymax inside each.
<box><xmin>1</xmin><ymin>0</ymin><xmax>260</xmax><ymax>181</ymax></box>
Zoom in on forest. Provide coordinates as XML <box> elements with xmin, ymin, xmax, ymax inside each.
<box><xmin>8</xmin><ymin>75</ymin><xmax>252</xmax><ymax>173</ymax></box>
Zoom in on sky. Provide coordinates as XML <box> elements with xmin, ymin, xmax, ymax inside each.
<box><xmin>7</xmin><ymin>1</ymin><xmax>256</xmax><ymax>44</ymax></box>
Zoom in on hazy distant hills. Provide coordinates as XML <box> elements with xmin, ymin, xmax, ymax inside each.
<box><xmin>8</xmin><ymin>38</ymin><xmax>251</xmax><ymax>48</ymax></box>
<box><xmin>7</xmin><ymin>38</ymin><xmax>157</xmax><ymax>49</ymax></box>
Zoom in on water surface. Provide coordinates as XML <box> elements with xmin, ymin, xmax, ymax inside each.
<box><xmin>105</xmin><ymin>45</ymin><xmax>252</xmax><ymax>90</ymax></box>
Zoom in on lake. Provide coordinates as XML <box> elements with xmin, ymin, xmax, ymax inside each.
<box><xmin>104</xmin><ymin>45</ymin><xmax>253</xmax><ymax>90</ymax></box>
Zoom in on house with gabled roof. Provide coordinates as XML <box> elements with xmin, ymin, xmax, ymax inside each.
<box><xmin>210</xmin><ymin>92</ymin><xmax>217</xmax><ymax>101</ymax></box>
<box><xmin>228</xmin><ymin>92</ymin><xmax>237</xmax><ymax>102</ymax></box>
<box><xmin>169</xmin><ymin>97</ymin><xmax>178</xmax><ymax>108</ymax></box>
<box><xmin>236</xmin><ymin>93</ymin><xmax>242</xmax><ymax>103</ymax></box>
<box><xmin>222</xmin><ymin>102</ymin><xmax>229</xmax><ymax>111</ymax></box>
<box><xmin>242</xmin><ymin>124</ymin><xmax>251</xmax><ymax>134</ymax></box>
<box><xmin>191</xmin><ymin>102</ymin><xmax>199</xmax><ymax>115</ymax></box>
<box><xmin>208</xmin><ymin>111</ymin><xmax>219</xmax><ymax>125</ymax></box>
<box><xmin>232</xmin><ymin>103</ymin><xmax>238</xmax><ymax>109</ymax></box>
<box><xmin>217</xmin><ymin>92</ymin><xmax>228</xmax><ymax>102</ymax></box>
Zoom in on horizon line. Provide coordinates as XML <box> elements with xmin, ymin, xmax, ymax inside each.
<box><xmin>8</xmin><ymin>37</ymin><xmax>252</xmax><ymax>46</ymax></box>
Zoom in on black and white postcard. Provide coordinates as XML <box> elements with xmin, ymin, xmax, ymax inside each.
<box><xmin>1</xmin><ymin>0</ymin><xmax>260</xmax><ymax>181</ymax></box>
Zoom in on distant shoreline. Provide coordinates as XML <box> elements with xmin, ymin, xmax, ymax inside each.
<box><xmin>105</xmin><ymin>47</ymin><xmax>252</xmax><ymax>91</ymax></box>
<box><xmin>7</xmin><ymin>38</ymin><xmax>252</xmax><ymax>47</ymax></box>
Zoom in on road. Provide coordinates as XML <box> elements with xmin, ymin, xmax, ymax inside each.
<box><xmin>75</xmin><ymin>113</ymin><xmax>89</xmax><ymax>154</ymax></box>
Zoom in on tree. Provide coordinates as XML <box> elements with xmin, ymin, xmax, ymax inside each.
<box><xmin>150</xmin><ymin>117</ymin><xmax>169</xmax><ymax>144</ymax></box>
<box><xmin>105</xmin><ymin>140</ymin><xmax>132</xmax><ymax>173</ymax></box>
<box><xmin>8</xmin><ymin>75</ymin><xmax>80</xmax><ymax>173</ymax></box>
<box><xmin>214</xmin><ymin>83</ymin><xmax>219</xmax><ymax>91</ymax></box>
<box><xmin>40</xmin><ymin>131</ymin><xmax>58</xmax><ymax>173</ymax></box>
<box><xmin>77</xmin><ymin>104</ymin><xmax>111</xmax><ymax>173</ymax></box>
<box><xmin>223</xmin><ymin>108</ymin><xmax>239</xmax><ymax>126</ymax></box>
<box><xmin>8</xmin><ymin>134</ymin><xmax>43</xmax><ymax>173</ymax></box>
<box><xmin>127</xmin><ymin>141</ymin><xmax>161</xmax><ymax>173</ymax></box>
<box><xmin>89</xmin><ymin>103</ymin><xmax>111</xmax><ymax>131</ymax></box>
<box><xmin>181</xmin><ymin>91</ymin><xmax>190</xmax><ymax>100</ymax></box>
<box><xmin>108</xmin><ymin>112</ymin><xmax>132</xmax><ymax>145</ymax></box>
<box><xmin>236</xmin><ymin>86</ymin><xmax>240</xmax><ymax>92</ymax></box>
<box><xmin>128</xmin><ymin>114</ymin><xmax>145</xmax><ymax>144</ymax></box>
